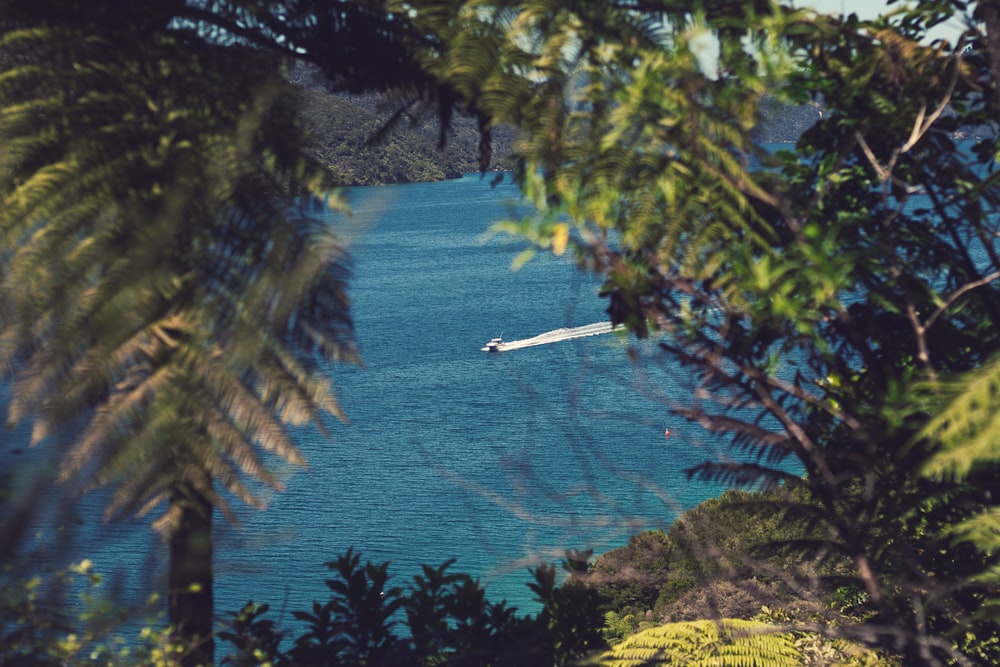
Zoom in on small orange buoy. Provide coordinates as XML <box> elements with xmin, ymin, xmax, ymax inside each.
<box><xmin>664</xmin><ymin>428</ymin><xmax>671</xmax><ymax>439</ymax></box>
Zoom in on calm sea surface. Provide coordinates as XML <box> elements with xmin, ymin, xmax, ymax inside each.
<box><xmin>18</xmin><ymin>174</ymin><xmax>735</xmax><ymax>620</ymax></box>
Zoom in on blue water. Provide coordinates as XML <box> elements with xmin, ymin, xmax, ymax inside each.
<box><xmin>209</xmin><ymin>174</ymin><xmax>735</xmax><ymax>614</ymax></box>
<box><xmin>12</xmin><ymin>174</ymin><xmax>734</xmax><ymax>622</ymax></box>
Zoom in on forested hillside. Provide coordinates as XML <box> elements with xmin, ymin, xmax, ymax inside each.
<box><xmin>291</xmin><ymin>62</ymin><xmax>516</xmax><ymax>185</ymax></box>
<box><xmin>291</xmin><ymin>62</ymin><xmax>817</xmax><ymax>182</ymax></box>
<box><xmin>299</xmin><ymin>89</ymin><xmax>806</xmax><ymax>182</ymax></box>
<box><xmin>296</xmin><ymin>90</ymin><xmax>990</xmax><ymax>184</ymax></box>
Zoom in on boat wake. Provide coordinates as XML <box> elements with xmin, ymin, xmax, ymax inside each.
<box><xmin>482</xmin><ymin>321</ymin><xmax>623</xmax><ymax>352</ymax></box>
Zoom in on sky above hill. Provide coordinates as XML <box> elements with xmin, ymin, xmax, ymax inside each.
<box><xmin>805</xmin><ymin>0</ymin><xmax>969</xmax><ymax>45</ymax></box>
<box><xmin>687</xmin><ymin>0</ymin><xmax>970</xmax><ymax>77</ymax></box>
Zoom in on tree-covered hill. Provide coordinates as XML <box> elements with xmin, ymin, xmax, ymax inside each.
<box><xmin>294</xmin><ymin>86</ymin><xmax>516</xmax><ymax>186</ymax></box>
<box><xmin>752</xmin><ymin>96</ymin><xmax>995</xmax><ymax>144</ymax></box>
<box><xmin>296</xmin><ymin>86</ymin><xmax>808</xmax><ymax>183</ymax></box>
<box><xmin>296</xmin><ymin>90</ymin><xmax>990</xmax><ymax>184</ymax></box>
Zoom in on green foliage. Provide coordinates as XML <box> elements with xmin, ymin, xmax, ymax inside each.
<box><xmin>602</xmin><ymin>611</ymin><xmax>640</xmax><ymax>647</ymax></box>
<box><xmin>0</xmin><ymin>560</ymin><xmax>181</xmax><ymax>666</ymax></box>
<box><xmin>0</xmin><ymin>548</ymin><xmax>606</xmax><ymax>666</ymax></box>
<box><xmin>2</xmin><ymin>550</ymin><xmax>893</xmax><ymax>667</ymax></box>
<box><xmin>529</xmin><ymin>558</ymin><xmax>608</xmax><ymax>665</ymax></box>
<box><xmin>403</xmin><ymin>557</ymin><xmax>520</xmax><ymax>664</ymax></box>
<box><xmin>921</xmin><ymin>353</ymin><xmax>1000</xmax><ymax>481</ymax></box>
<box><xmin>589</xmin><ymin>619</ymin><xmax>804</xmax><ymax>667</ymax></box>
<box><xmin>664</xmin><ymin>490</ymin><xmax>836</xmax><ymax>588</ymax></box>
<box><xmin>294</xmin><ymin>84</ymin><xmax>515</xmax><ymax>186</ymax></box>
<box><xmin>592</xmin><ymin>490</ymin><xmax>843</xmax><ymax>629</ymax></box>
<box><xmin>454</xmin><ymin>0</ymin><xmax>1000</xmax><ymax>662</ymax></box>
<box><xmin>591</xmin><ymin>530</ymin><xmax>676</xmax><ymax>617</ymax></box>
<box><xmin>0</xmin><ymin>18</ymin><xmax>359</xmax><ymax>530</ymax></box>
<box><xmin>219</xmin><ymin>602</ymin><xmax>284</xmax><ymax>667</ymax></box>
<box><xmin>0</xmin><ymin>4</ymin><xmax>361</xmax><ymax>662</ymax></box>
<box><xmin>590</xmin><ymin>619</ymin><xmax>896</xmax><ymax>667</ymax></box>
<box><xmin>288</xmin><ymin>548</ymin><xmax>404</xmax><ymax>665</ymax></box>
<box><xmin>919</xmin><ymin>356</ymin><xmax>1000</xmax><ymax>600</ymax></box>
<box><xmin>217</xmin><ymin>548</ymin><xmax>606</xmax><ymax>666</ymax></box>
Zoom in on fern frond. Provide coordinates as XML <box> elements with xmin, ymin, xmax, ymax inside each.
<box><xmin>950</xmin><ymin>508</ymin><xmax>1000</xmax><ymax>560</ymax></box>
<box><xmin>589</xmin><ymin>619</ymin><xmax>802</xmax><ymax>667</ymax></box>
<box><xmin>1</xmin><ymin>22</ymin><xmax>358</xmax><ymax>536</ymax></box>
<box><xmin>920</xmin><ymin>355</ymin><xmax>1000</xmax><ymax>481</ymax></box>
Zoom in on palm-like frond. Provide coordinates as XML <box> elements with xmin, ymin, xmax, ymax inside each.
<box><xmin>920</xmin><ymin>355</ymin><xmax>1000</xmax><ymax>482</ymax></box>
<box><xmin>433</xmin><ymin>1</ymin><xmax>1000</xmax><ymax>659</ymax></box>
<box><xmin>919</xmin><ymin>358</ymin><xmax>1000</xmax><ymax>586</ymax></box>
<box><xmin>591</xmin><ymin>619</ymin><xmax>802</xmax><ymax>667</ymax></box>
<box><xmin>0</xmin><ymin>16</ymin><xmax>358</xmax><ymax>533</ymax></box>
<box><xmin>593</xmin><ymin>618</ymin><xmax>895</xmax><ymax>666</ymax></box>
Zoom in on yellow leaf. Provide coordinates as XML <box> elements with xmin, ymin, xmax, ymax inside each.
<box><xmin>552</xmin><ymin>223</ymin><xmax>569</xmax><ymax>256</ymax></box>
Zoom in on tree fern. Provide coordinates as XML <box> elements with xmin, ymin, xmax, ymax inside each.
<box><xmin>589</xmin><ymin>619</ymin><xmax>802</xmax><ymax>667</ymax></box>
<box><xmin>590</xmin><ymin>619</ymin><xmax>894</xmax><ymax>667</ymax></box>
<box><xmin>0</xmin><ymin>10</ymin><xmax>358</xmax><ymax>665</ymax></box>
<box><xmin>920</xmin><ymin>356</ymin><xmax>1000</xmax><ymax>482</ymax></box>
<box><xmin>465</xmin><ymin>0</ymin><xmax>1000</xmax><ymax>663</ymax></box>
<box><xmin>919</xmin><ymin>357</ymin><xmax>1000</xmax><ymax>593</ymax></box>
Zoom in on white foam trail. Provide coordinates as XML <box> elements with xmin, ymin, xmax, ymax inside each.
<box><xmin>481</xmin><ymin>322</ymin><xmax>624</xmax><ymax>352</ymax></box>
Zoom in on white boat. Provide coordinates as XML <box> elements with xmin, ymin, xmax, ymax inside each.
<box><xmin>482</xmin><ymin>336</ymin><xmax>504</xmax><ymax>353</ymax></box>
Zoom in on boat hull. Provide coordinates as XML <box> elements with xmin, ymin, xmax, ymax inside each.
<box><xmin>482</xmin><ymin>337</ymin><xmax>504</xmax><ymax>353</ymax></box>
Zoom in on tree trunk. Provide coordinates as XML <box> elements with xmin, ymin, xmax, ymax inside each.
<box><xmin>169</xmin><ymin>485</ymin><xmax>214</xmax><ymax>667</ymax></box>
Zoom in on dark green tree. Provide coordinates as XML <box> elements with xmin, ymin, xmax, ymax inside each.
<box><xmin>430</xmin><ymin>0</ymin><xmax>1000</xmax><ymax>663</ymax></box>
<box><xmin>0</xmin><ymin>4</ymin><xmax>365</xmax><ymax>664</ymax></box>
<box><xmin>219</xmin><ymin>549</ymin><xmax>604</xmax><ymax>667</ymax></box>
<box><xmin>0</xmin><ymin>2</ymin><xmax>670</xmax><ymax>663</ymax></box>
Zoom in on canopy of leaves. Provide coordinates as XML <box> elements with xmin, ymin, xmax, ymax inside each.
<box><xmin>0</xmin><ymin>17</ymin><xmax>362</xmax><ymax>532</ymax></box>
<box><xmin>414</xmin><ymin>0</ymin><xmax>1000</xmax><ymax>663</ymax></box>
<box><xmin>588</xmin><ymin>618</ymin><xmax>891</xmax><ymax>667</ymax></box>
